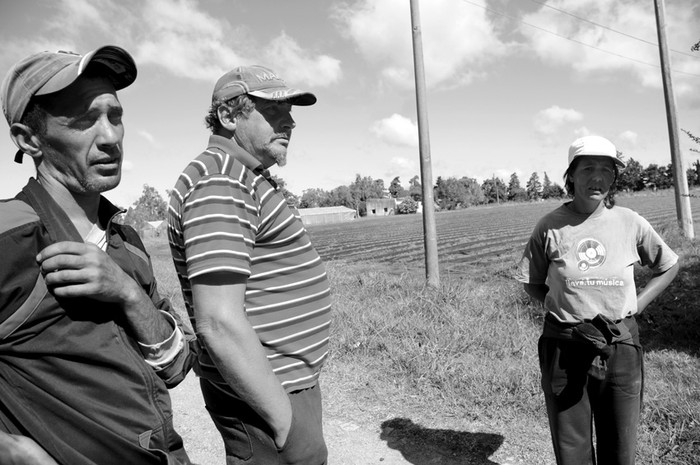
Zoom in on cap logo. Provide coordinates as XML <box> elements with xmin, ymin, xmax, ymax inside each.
<box><xmin>256</xmin><ymin>71</ymin><xmax>280</xmax><ymax>82</ymax></box>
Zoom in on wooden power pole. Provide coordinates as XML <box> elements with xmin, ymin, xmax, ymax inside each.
<box><xmin>654</xmin><ymin>0</ymin><xmax>695</xmax><ymax>238</ymax></box>
<box><xmin>409</xmin><ymin>0</ymin><xmax>440</xmax><ymax>286</ymax></box>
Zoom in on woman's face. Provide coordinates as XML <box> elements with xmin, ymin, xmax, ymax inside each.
<box><xmin>569</xmin><ymin>156</ymin><xmax>616</xmax><ymax>209</ymax></box>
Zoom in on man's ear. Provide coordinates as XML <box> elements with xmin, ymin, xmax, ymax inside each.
<box><xmin>10</xmin><ymin>123</ymin><xmax>43</xmax><ymax>160</ymax></box>
<box><xmin>217</xmin><ymin>105</ymin><xmax>237</xmax><ymax>132</ymax></box>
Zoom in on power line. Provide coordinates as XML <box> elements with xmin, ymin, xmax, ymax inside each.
<box><xmin>460</xmin><ymin>0</ymin><xmax>700</xmax><ymax>78</ymax></box>
<box><xmin>528</xmin><ymin>0</ymin><xmax>699</xmax><ymax>59</ymax></box>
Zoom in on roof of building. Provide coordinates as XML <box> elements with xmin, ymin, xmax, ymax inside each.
<box><xmin>297</xmin><ymin>206</ymin><xmax>356</xmax><ymax>216</ymax></box>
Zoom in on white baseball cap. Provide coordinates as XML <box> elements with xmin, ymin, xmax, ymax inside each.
<box><xmin>567</xmin><ymin>135</ymin><xmax>625</xmax><ymax>168</ymax></box>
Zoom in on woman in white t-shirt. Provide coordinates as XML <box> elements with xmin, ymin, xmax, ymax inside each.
<box><xmin>517</xmin><ymin>135</ymin><xmax>679</xmax><ymax>465</ymax></box>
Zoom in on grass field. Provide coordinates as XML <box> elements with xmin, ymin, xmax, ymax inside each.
<box><xmin>147</xmin><ymin>189</ymin><xmax>700</xmax><ymax>464</ymax></box>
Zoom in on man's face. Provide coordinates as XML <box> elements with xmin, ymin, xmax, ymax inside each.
<box><xmin>233</xmin><ymin>98</ymin><xmax>295</xmax><ymax>168</ymax></box>
<box><xmin>36</xmin><ymin>75</ymin><xmax>124</xmax><ymax>195</ymax></box>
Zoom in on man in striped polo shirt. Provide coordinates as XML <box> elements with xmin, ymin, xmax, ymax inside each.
<box><xmin>168</xmin><ymin>66</ymin><xmax>331</xmax><ymax>464</ymax></box>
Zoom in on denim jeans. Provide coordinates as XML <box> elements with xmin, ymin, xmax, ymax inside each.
<box><xmin>539</xmin><ymin>330</ymin><xmax>643</xmax><ymax>465</ymax></box>
<box><xmin>200</xmin><ymin>379</ymin><xmax>327</xmax><ymax>465</ymax></box>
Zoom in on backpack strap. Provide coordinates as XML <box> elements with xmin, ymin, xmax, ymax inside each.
<box><xmin>18</xmin><ymin>178</ymin><xmax>82</xmax><ymax>243</ymax></box>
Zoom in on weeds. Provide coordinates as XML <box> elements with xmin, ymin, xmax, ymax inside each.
<box><xmin>145</xmin><ymin>215</ymin><xmax>699</xmax><ymax>464</ymax></box>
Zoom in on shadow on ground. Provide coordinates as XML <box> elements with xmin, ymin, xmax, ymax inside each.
<box><xmin>379</xmin><ymin>418</ymin><xmax>504</xmax><ymax>465</ymax></box>
<box><xmin>637</xmin><ymin>260</ymin><xmax>700</xmax><ymax>356</ymax></box>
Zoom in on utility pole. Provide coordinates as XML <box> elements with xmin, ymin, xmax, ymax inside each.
<box><xmin>654</xmin><ymin>0</ymin><xmax>694</xmax><ymax>238</ymax></box>
<box><xmin>409</xmin><ymin>0</ymin><xmax>440</xmax><ymax>286</ymax></box>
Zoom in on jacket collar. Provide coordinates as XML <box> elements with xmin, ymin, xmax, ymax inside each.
<box><xmin>19</xmin><ymin>178</ymin><xmax>124</xmax><ymax>243</ymax></box>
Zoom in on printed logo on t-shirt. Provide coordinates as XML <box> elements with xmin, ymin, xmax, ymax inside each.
<box><xmin>576</xmin><ymin>238</ymin><xmax>606</xmax><ymax>271</ymax></box>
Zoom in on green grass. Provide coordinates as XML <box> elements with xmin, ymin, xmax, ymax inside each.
<box><xmin>144</xmin><ymin>213</ymin><xmax>700</xmax><ymax>464</ymax></box>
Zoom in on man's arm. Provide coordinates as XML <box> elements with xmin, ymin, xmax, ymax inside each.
<box><xmin>636</xmin><ymin>262</ymin><xmax>679</xmax><ymax>313</ymax></box>
<box><xmin>37</xmin><ymin>241</ymin><xmax>174</xmax><ymax>344</ymax></box>
<box><xmin>0</xmin><ymin>432</ymin><xmax>58</xmax><ymax>465</ymax></box>
<box><xmin>191</xmin><ymin>272</ymin><xmax>292</xmax><ymax>448</ymax></box>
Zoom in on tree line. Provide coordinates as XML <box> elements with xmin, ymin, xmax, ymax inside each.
<box><xmin>124</xmin><ymin>103</ymin><xmax>700</xmax><ymax>224</ymax></box>
<box><xmin>285</xmin><ymin>154</ymin><xmax>700</xmax><ymax>216</ymax></box>
<box><xmin>120</xmin><ymin>155</ymin><xmax>700</xmax><ymax>229</ymax></box>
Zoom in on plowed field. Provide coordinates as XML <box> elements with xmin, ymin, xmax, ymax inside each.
<box><xmin>305</xmin><ymin>191</ymin><xmax>700</xmax><ymax>274</ymax></box>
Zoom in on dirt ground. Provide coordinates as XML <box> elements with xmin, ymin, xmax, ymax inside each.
<box><xmin>170</xmin><ymin>375</ymin><xmax>410</xmax><ymax>464</ymax></box>
<box><xmin>170</xmin><ymin>375</ymin><xmax>553</xmax><ymax>465</ymax></box>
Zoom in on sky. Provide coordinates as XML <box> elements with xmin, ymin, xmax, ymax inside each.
<box><xmin>0</xmin><ymin>0</ymin><xmax>699</xmax><ymax>208</ymax></box>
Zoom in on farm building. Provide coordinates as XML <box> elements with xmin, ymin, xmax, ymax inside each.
<box><xmin>298</xmin><ymin>206</ymin><xmax>356</xmax><ymax>226</ymax></box>
<box><xmin>366</xmin><ymin>198</ymin><xmax>396</xmax><ymax>216</ymax></box>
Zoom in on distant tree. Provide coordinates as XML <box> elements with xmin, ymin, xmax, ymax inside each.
<box><xmin>541</xmin><ymin>172</ymin><xmax>565</xmax><ymax>199</ymax></box>
<box><xmin>643</xmin><ymin>163</ymin><xmax>672</xmax><ymax>190</ymax></box>
<box><xmin>461</xmin><ymin>176</ymin><xmax>485</xmax><ymax>206</ymax></box>
<box><xmin>435</xmin><ymin>176</ymin><xmax>484</xmax><ymax>210</ymax></box>
<box><xmin>348</xmin><ymin>174</ymin><xmax>385</xmax><ymax>216</ymax></box>
<box><xmin>692</xmin><ymin>40</ymin><xmax>700</xmax><ymax>52</ymax></box>
<box><xmin>686</xmin><ymin>162</ymin><xmax>699</xmax><ymax>187</ymax></box>
<box><xmin>328</xmin><ymin>185</ymin><xmax>354</xmax><ymax>208</ymax></box>
<box><xmin>481</xmin><ymin>176</ymin><xmax>506</xmax><ymax>204</ymax></box>
<box><xmin>396</xmin><ymin>198</ymin><xmax>419</xmax><ymax>214</ymax></box>
<box><xmin>271</xmin><ymin>175</ymin><xmax>299</xmax><ymax>207</ymax></box>
<box><xmin>122</xmin><ymin>184</ymin><xmax>167</xmax><ymax>232</ymax></box>
<box><xmin>408</xmin><ymin>175</ymin><xmax>422</xmax><ymax>201</ymax></box>
<box><xmin>299</xmin><ymin>188</ymin><xmax>330</xmax><ymax>208</ymax></box>
<box><xmin>618</xmin><ymin>158</ymin><xmax>645</xmax><ymax>192</ymax></box>
<box><xmin>389</xmin><ymin>176</ymin><xmax>407</xmax><ymax>198</ymax></box>
<box><xmin>507</xmin><ymin>172</ymin><xmax>527</xmax><ymax>202</ymax></box>
<box><xmin>373</xmin><ymin>179</ymin><xmax>386</xmax><ymax>197</ymax></box>
<box><xmin>526</xmin><ymin>172</ymin><xmax>542</xmax><ymax>201</ymax></box>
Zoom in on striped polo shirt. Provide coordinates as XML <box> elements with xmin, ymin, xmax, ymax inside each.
<box><xmin>168</xmin><ymin>135</ymin><xmax>331</xmax><ymax>393</ymax></box>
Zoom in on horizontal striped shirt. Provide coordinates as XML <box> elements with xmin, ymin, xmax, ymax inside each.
<box><xmin>168</xmin><ymin>135</ymin><xmax>331</xmax><ymax>393</ymax></box>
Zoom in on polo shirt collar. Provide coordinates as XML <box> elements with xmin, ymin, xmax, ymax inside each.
<box><xmin>207</xmin><ymin>134</ymin><xmax>278</xmax><ymax>188</ymax></box>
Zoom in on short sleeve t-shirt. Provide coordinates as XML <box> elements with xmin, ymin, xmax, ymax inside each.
<box><xmin>516</xmin><ymin>203</ymin><xmax>678</xmax><ymax>323</ymax></box>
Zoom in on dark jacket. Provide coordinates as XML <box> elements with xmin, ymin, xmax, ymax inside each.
<box><xmin>0</xmin><ymin>179</ymin><xmax>195</xmax><ymax>465</ymax></box>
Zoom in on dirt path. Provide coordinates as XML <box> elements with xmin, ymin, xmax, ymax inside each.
<box><xmin>170</xmin><ymin>375</ymin><xmax>409</xmax><ymax>464</ymax></box>
<box><xmin>170</xmin><ymin>375</ymin><xmax>552</xmax><ymax>464</ymax></box>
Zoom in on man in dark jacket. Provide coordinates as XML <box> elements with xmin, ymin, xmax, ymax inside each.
<box><xmin>0</xmin><ymin>46</ymin><xmax>196</xmax><ymax>465</ymax></box>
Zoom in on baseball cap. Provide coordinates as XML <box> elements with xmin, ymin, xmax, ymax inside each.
<box><xmin>567</xmin><ymin>135</ymin><xmax>625</xmax><ymax>169</ymax></box>
<box><xmin>1</xmin><ymin>45</ymin><xmax>137</xmax><ymax>163</ymax></box>
<box><xmin>212</xmin><ymin>65</ymin><xmax>316</xmax><ymax>106</ymax></box>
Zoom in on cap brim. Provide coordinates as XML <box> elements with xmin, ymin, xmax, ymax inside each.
<box><xmin>248</xmin><ymin>89</ymin><xmax>316</xmax><ymax>106</ymax></box>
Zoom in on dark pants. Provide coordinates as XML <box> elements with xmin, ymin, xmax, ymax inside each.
<box><xmin>539</xmin><ymin>333</ymin><xmax>643</xmax><ymax>465</ymax></box>
<box><xmin>200</xmin><ymin>379</ymin><xmax>327</xmax><ymax>465</ymax></box>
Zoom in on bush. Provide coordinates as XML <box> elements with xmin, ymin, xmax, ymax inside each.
<box><xmin>396</xmin><ymin>198</ymin><xmax>419</xmax><ymax>214</ymax></box>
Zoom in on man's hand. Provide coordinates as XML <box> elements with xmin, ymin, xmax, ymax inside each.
<box><xmin>37</xmin><ymin>241</ymin><xmax>173</xmax><ymax>345</ymax></box>
<box><xmin>0</xmin><ymin>433</ymin><xmax>59</xmax><ymax>465</ymax></box>
<box><xmin>37</xmin><ymin>241</ymin><xmax>140</xmax><ymax>304</ymax></box>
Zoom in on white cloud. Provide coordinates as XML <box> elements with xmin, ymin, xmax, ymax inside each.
<box><xmin>334</xmin><ymin>0</ymin><xmax>505</xmax><ymax>90</ymax></box>
<box><xmin>264</xmin><ymin>33</ymin><xmax>342</xmax><ymax>87</ymax></box>
<box><xmin>573</xmin><ymin>126</ymin><xmax>592</xmax><ymax>138</ymax></box>
<box><xmin>8</xmin><ymin>0</ymin><xmax>342</xmax><ymax>87</ymax></box>
<box><xmin>371</xmin><ymin>114</ymin><xmax>419</xmax><ymax>146</ymax></box>
<box><xmin>122</xmin><ymin>159</ymin><xmax>134</xmax><ymax>172</ymax></box>
<box><xmin>137</xmin><ymin>130</ymin><xmax>162</xmax><ymax>150</ymax></box>
<box><xmin>48</xmin><ymin>0</ymin><xmax>110</xmax><ymax>36</ymax></box>
<box><xmin>135</xmin><ymin>0</ymin><xmax>246</xmax><ymax>81</ymax></box>
<box><xmin>534</xmin><ymin>106</ymin><xmax>584</xmax><ymax>135</ymax></box>
<box><xmin>618</xmin><ymin>130</ymin><xmax>638</xmax><ymax>146</ymax></box>
<box><xmin>520</xmin><ymin>0</ymin><xmax>700</xmax><ymax>95</ymax></box>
